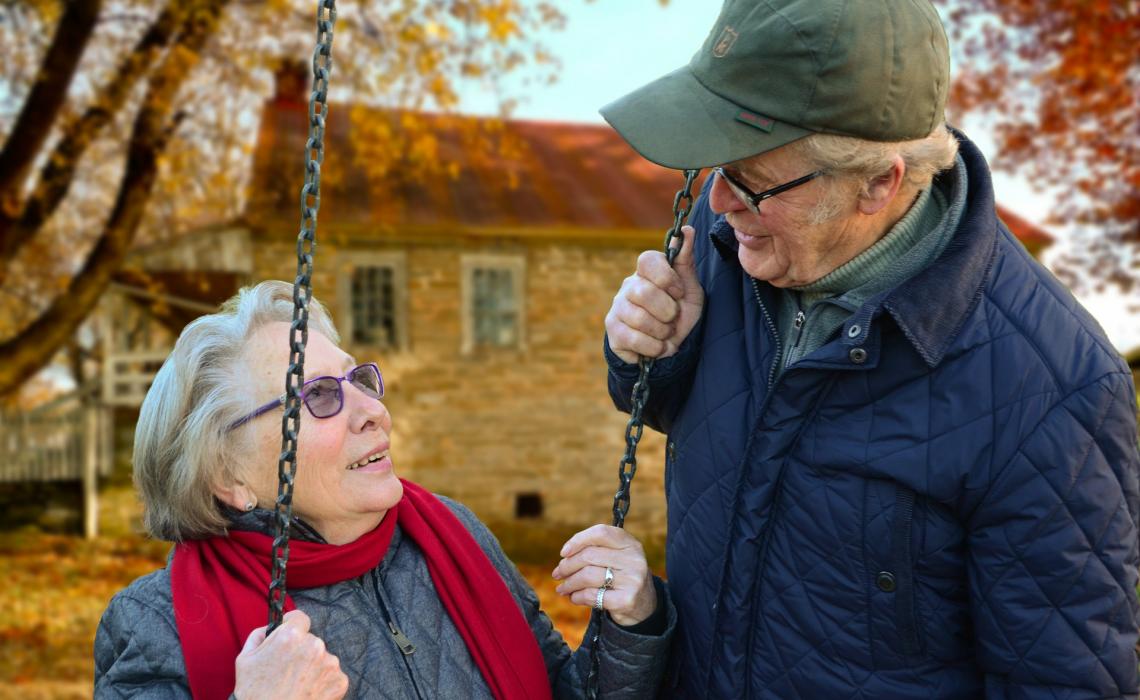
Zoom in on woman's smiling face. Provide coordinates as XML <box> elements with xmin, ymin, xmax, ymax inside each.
<box><xmin>236</xmin><ymin>322</ymin><xmax>403</xmax><ymax>544</ymax></box>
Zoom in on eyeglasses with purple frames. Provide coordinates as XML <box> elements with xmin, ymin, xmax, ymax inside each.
<box><xmin>228</xmin><ymin>362</ymin><xmax>384</xmax><ymax>431</ymax></box>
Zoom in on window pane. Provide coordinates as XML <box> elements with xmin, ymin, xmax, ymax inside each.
<box><xmin>472</xmin><ymin>266</ymin><xmax>518</xmax><ymax>347</ymax></box>
<box><xmin>351</xmin><ymin>266</ymin><xmax>397</xmax><ymax>347</ymax></box>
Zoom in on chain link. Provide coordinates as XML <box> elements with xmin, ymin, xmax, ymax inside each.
<box><xmin>585</xmin><ymin>168</ymin><xmax>699</xmax><ymax>698</ymax></box>
<box><xmin>267</xmin><ymin>0</ymin><xmax>337</xmax><ymax>635</ymax></box>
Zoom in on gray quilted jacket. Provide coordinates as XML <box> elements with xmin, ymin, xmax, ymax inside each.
<box><xmin>94</xmin><ymin>496</ymin><xmax>675</xmax><ymax>698</ymax></box>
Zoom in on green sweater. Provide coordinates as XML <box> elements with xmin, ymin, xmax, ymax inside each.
<box><xmin>774</xmin><ymin>155</ymin><xmax>968</xmax><ymax>376</ymax></box>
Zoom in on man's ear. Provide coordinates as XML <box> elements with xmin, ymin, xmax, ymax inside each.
<box><xmin>858</xmin><ymin>154</ymin><xmax>906</xmax><ymax>215</ymax></box>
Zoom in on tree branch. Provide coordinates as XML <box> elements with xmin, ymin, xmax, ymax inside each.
<box><xmin>0</xmin><ymin>2</ymin><xmax>181</xmax><ymax>264</ymax></box>
<box><xmin>0</xmin><ymin>0</ymin><xmax>102</xmax><ymax>218</ymax></box>
<box><xmin>0</xmin><ymin>0</ymin><xmax>231</xmax><ymax>398</ymax></box>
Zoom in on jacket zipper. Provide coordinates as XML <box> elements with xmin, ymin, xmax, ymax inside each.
<box><xmin>369</xmin><ymin>571</ymin><xmax>424</xmax><ymax>699</ymax></box>
<box><xmin>751</xmin><ymin>277</ymin><xmax>782</xmax><ymax>390</ymax></box>
<box><xmin>709</xmin><ymin>278</ymin><xmax>787</xmax><ymax>694</ymax></box>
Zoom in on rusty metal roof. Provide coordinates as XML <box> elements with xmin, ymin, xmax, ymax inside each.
<box><xmin>247</xmin><ymin>97</ymin><xmax>1051</xmax><ymax>250</ymax></box>
<box><xmin>247</xmin><ymin>99</ymin><xmax>707</xmax><ymax>233</ymax></box>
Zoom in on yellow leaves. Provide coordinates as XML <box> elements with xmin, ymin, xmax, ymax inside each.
<box><xmin>477</xmin><ymin>1</ymin><xmax>523</xmax><ymax>42</ymax></box>
<box><xmin>0</xmin><ymin>522</ymin><xmax>168</xmax><ymax>685</ymax></box>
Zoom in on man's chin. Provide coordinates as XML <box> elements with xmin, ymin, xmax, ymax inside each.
<box><xmin>737</xmin><ymin>249</ymin><xmax>787</xmax><ymax>286</ymax></box>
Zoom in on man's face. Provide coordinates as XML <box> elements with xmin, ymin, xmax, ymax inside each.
<box><xmin>709</xmin><ymin>146</ymin><xmax>862</xmax><ymax>288</ymax></box>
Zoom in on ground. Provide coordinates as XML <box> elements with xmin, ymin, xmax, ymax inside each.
<box><xmin>0</xmin><ymin>485</ymin><xmax>648</xmax><ymax>698</ymax></box>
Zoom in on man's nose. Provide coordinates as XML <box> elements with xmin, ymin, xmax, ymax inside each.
<box><xmin>709</xmin><ymin>171</ymin><xmax>746</xmax><ymax>215</ymax></box>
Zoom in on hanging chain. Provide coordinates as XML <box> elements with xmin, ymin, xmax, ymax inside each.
<box><xmin>585</xmin><ymin>167</ymin><xmax>699</xmax><ymax>698</ymax></box>
<box><xmin>267</xmin><ymin>0</ymin><xmax>337</xmax><ymax>635</ymax></box>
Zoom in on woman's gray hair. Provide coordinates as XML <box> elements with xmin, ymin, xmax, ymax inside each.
<box><xmin>793</xmin><ymin>124</ymin><xmax>960</xmax><ymax>223</ymax></box>
<box><xmin>133</xmin><ymin>280</ymin><xmax>339</xmax><ymax>541</ymax></box>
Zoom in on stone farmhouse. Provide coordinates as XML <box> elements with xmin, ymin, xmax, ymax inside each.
<box><xmin>1</xmin><ymin>70</ymin><xmax>1054</xmax><ymax>539</ymax></box>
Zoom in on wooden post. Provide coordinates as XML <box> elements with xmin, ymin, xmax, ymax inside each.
<box><xmin>83</xmin><ymin>402</ymin><xmax>99</xmax><ymax>539</ymax></box>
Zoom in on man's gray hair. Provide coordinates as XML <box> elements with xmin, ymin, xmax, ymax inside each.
<box><xmin>794</xmin><ymin>124</ymin><xmax>960</xmax><ymax>223</ymax></box>
<box><xmin>133</xmin><ymin>280</ymin><xmax>340</xmax><ymax>541</ymax></box>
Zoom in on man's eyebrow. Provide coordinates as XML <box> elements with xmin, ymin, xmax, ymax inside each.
<box><xmin>738</xmin><ymin>161</ymin><xmax>776</xmax><ymax>184</ymax></box>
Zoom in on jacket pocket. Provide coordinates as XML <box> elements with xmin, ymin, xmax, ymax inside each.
<box><xmin>664</xmin><ymin>438</ymin><xmax>677</xmax><ymax>499</ymax></box>
<box><xmin>889</xmin><ymin>484</ymin><xmax>923</xmax><ymax>656</ymax></box>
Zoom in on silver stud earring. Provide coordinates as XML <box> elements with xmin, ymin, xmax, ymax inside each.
<box><xmin>244</xmin><ymin>500</ymin><xmax>256</xmax><ymax>512</ymax></box>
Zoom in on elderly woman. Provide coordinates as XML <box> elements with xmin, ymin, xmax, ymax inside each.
<box><xmin>94</xmin><ymin>280</ymin><xmax>673</xmax><ymax>699</ymax></box>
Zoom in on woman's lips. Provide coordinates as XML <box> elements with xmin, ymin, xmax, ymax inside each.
<box><xmin>351</xmin><ymin>455</ymin><xmax>393</xmax><ymax>474</ymax></box>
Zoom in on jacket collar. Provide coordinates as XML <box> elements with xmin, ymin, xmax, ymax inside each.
<box><xmin>708</xmin><ymin>129</ymin><xmax>998</xmax><ymax>368</ymax></box>
<box><xmin>881</xmin><ymin>130</ymin><xmax>997</xmax><ymax>367</ymax></box>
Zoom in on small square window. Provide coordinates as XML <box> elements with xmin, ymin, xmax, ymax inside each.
<box><xmin>472</xmin><ymin>268</ymin><xmax>518</xmax><ymax>347</ymax></box>
<box><xmin>461</xmin><ymin>254</ymin><xmax>525</xmax><ymax>353</ymax></box>
<box><xmin>515</xmin><ymin>493</ymin><xmax>543</xmax><ymax>519</ymax></box>
<box><xmin>351</xmin><ymin>266</ymin><xmax>397</xmax><ymax>347</ymax></box>
<box><xmin>338</xmin><ymin>252</ymin><xmax>406</xmax><ymax>351</ymax></box>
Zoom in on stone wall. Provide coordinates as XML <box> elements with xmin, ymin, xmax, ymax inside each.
<box><xmin>251</xmin><ymin>230</ymin><xmax>670</xmax><ymax>540</ymax></box>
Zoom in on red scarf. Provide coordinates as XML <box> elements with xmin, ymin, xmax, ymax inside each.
<box><xmin>171</xmin><ymin>480</ymin><xmax>551</xmax><ymax>700</ymax></box>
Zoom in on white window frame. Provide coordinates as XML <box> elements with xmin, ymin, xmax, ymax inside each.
<box><xmin>460</xmin><ymin>253</ymin><xmax>526</xmax><ymax>354</ymax></box>
<box><xmin>337</xmin><ymin>250</ymin><xmax>408</xmax><ymax>352</ymax></box>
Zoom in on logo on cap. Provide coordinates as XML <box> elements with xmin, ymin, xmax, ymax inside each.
<box><xmin>735</xmin><ymin>110</ymin><xmax>774</xmax><ymax>133</ymax></box>
<box><xmin>712</xmin><ymin>26</ymin><xmax>738</xmax><ymax>58</ymax></box>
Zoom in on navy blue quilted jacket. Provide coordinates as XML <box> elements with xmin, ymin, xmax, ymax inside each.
<box><xmin>606</xmin><ymin>133</ymin><xmax>1140</xmax><ymax>699</ymax></box>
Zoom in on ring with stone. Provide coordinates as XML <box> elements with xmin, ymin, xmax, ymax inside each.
<box><xmin>601</xmin><ymin>566</ymin><xmax>615</xmax><ymax>590</ymax></box>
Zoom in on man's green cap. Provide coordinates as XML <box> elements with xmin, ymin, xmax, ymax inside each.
<box><xmin>601</xmin><ymin>0</ymin><xmax>950</xmax><ymax>169</ymax></box>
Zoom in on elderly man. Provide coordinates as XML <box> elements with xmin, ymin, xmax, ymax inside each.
<box><xmin>601</xmin><ymin>1</ymin><xmax>1140</xmax><ymax>698</ymax></box>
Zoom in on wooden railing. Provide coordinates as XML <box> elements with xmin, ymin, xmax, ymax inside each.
<box><xmin>0</xmin><ymin>385</ymin><xmax>112</xmax><ymax>537</ymax></box>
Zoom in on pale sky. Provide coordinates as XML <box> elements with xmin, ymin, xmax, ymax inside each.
<box><xmin>458</xmin><ymin>0</ymin><xmax>1139</xmax><ymax>353</ymax></box>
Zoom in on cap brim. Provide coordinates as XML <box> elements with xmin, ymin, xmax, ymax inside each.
<box><xmin>600</xmin><ymin>66</ymin><xmax>815</xmax><ymax>170</ymax></box>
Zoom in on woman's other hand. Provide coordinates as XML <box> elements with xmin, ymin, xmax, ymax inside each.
<box><xmin>552</xmin><ymin>524</ymin><xmax>657</xmax><ymax>626</ymax></box>
<box><xmin>234</xmin><ymin>609</ymin><xmax>349</xmax><ymax>700</ymax></box>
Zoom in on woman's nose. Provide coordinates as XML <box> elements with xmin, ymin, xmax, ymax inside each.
<box><xmin>346</xmin><ymin>383</ymin><xmax>390</xmax><ymax>433</ymax></box>
<box><xmin>709</xmin><ymin>171</ymin><xmax>746</xmax><ymax>215</ymax></box>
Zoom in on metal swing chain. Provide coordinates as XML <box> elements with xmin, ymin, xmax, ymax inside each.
<box><xmin>267</xmin><ymin>0</ymin><xmax>337</xmax><ymax>635</ymax></box>
<box><xmin>585</xmin><ymin>167</ymin><xmax>699</xmax><ymax>699</ymax></box>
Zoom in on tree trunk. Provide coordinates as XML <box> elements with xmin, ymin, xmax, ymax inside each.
<box><xmin>0</xmin><ymin>0</ymin><xmax>230</xmax><ymax>398</ymax></box>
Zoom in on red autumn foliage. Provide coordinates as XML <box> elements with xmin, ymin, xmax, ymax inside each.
<box><xmin>936</xmin><ymin>0</ymin><xmax>1139</xmax><ymax>292</ymax></box>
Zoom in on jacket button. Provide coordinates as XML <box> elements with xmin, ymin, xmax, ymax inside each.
<box><xmin>876</xmin><ymin>571</ymin><xmax>897</xmax><ymax>592</ymax></box>
<box><xmin>847</xmin><ymin>324</ymin><xmax>862</xmax><ymax>338</ymax></box>
<box><xmin>849</xmin><ymin>347</ymin><xmax>868</xmax><ymax>364</ymax></box>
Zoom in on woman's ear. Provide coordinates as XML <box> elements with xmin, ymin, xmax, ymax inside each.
<box><xmin>857</xmin><ymin>154</ymin><xmax>906</xmax><ymax>216</ymax></box>
<box><xmin>213</xmin><ymin>477</ymin><xmax>257</xmax><ymax>512</ymax></box>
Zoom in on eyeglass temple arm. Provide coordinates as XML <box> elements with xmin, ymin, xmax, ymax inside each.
<box><xmin>230</xmin><ymin>394</ymin><xmax>288</xmax><ymax>429</ymax></box>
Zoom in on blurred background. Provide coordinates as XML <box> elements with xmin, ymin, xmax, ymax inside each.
<box><xmin>0</xmin><ymin>1</ymin><xmax>1136</xmax><ymax>696</ymax></box>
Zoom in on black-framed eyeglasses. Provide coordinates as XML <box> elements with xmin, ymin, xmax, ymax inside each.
<box><xmin>228</xmin><ymin>362</ymin><xmax>384</xmax><ymax>431</ymax></box>
<box><xmin>714</xmin><ymin>166</ymin><xmax>826</xmax><ymax>217</ymax></box>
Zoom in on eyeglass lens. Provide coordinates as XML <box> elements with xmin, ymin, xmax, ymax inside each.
<box><xmin>349</xmin><ymin>364</ymin><xmax>383</xmax><ymax>398</ymax></box>
<box><xmin>301</xmin><ymin>364</ymin><xmax>384</xmax><ymax>419</ymax></box>
<box><xmin>302</xmin><ymin>378</ymin><xmax>343</xmax><ymax>418</ymax></box>
<box><xmin>719</xmin><ymin>170</ymin><xmax>760</xmax><ymax>215</ymax></box>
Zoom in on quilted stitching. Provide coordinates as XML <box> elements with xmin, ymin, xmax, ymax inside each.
<box><xmin>606</xmin><ymin>134</ymin><xmax>1140</xmax><ymax>698</ymax></box>
<box><xmin>94</xmin><ymin>498</ymin><xmax>676</xmax><ymax>698</ymax></box>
